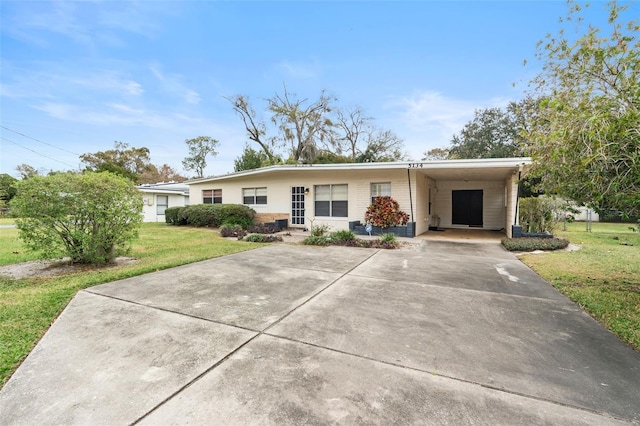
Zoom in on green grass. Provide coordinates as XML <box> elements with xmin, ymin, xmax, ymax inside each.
<box><xmin>520</xmin><ymin>222</ymin><xmax>640</xmax><ymax>351</ymax></box>
<box><xmin>0</xmin><ymin>223</ymin><xmax>261</xmax><ymax>386</ymax></box>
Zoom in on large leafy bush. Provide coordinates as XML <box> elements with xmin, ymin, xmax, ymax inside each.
<box><xmin>519</xmin><ymin>196</ymin><xmax>564</xmax><ymax>233</ymax></box>
<box><xmin>11</xmin><ymin>172</ymin><xmax>143</xmax><ymax>264</ymax></box>
<box><xmin>365</xmin><ymin>196</ymin><xmax>409</xmax><ymax>228</ymax></box>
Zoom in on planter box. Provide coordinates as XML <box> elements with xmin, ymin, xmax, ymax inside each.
<box><xmin>511</xmin><ymin>225</ymin><xmax>553</xmax><ymax>238</ymax></box>
<box><xmin>349</xmin><ymin>221</ymin><xmax>415</xmax><ymax>238</ymax></box>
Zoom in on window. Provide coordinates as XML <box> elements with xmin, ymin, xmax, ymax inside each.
<box><xmin>243</xmin><ymin>187</ymin><xmax>267</xmax><ymax>205</ymax></box>
<box><xmin>203</xmin><ymin>189</ymin><xmax>222</xmax><ymax>204</ymax></box>
<box><xmin>156</xmin><ymin>195</ymin><xmax>168</xmax><ymax>215</ymax></box>
<box><xmin>371</xmin><ymin>182</ymin><xmax>391</xmax><ymax>204</ymax></box>
<box><xmin>315</xmin><ymin>184</ymin><xmax>348</xmax><ymax>217</ymax></box>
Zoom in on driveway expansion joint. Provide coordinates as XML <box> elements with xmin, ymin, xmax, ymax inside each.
<box><xmin>260</xmin><ymin>249</ymin><xmax>381</xmax><ymax>334</ymax></box>
<box><xmin>261</xmin><ymin>332</ymin><xmax>630</xmax><ymax>423</ymax></box>
<box><xmin>128</xmin><ymin>248</ymin><xmax>381</xmax><ymax>424</ymax></box>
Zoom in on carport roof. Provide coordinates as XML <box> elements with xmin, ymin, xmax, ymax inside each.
<box><xmin>187</xmin><ymin>157</ymin><xmax>532</xmax><ymax>184</ymax></box>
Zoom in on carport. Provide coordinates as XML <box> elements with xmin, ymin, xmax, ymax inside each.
<box><xmin>408</xmin><ymin>158</ymin><xmax>530</xmax><ymax>237</ymax></box>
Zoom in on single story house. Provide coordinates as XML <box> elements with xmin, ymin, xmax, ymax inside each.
<box><xmin>186</xmin><ymin>158</ymin><xmax>532</xmax><ymax>237</ymax></box>
<box><xmin>138</xmin><ymin>182</ymin><xmax>190</xmax><ymax>223</ymax></box>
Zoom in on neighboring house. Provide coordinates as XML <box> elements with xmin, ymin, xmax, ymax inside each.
<box><xmin>572</xmin><ymin>206</ymin><xmax>600</xmax><ymax>222</ymax></box>
<box><xmin>137</xmin><ymin>182</ymin><xmax>190</xmax><ymax>223</ymax></box>
<box><xmin>186</xmin><ymin>158</ymin><xmax>532</xmax><ymax>238</ymax></box>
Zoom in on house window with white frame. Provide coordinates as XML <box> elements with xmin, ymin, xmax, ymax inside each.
<box><xmin>315</xmin><ymin>184</ymin><xmax>348</xmax><ymax>217</ymax></box>
<box><xmin>156</xmin><ymin>195</ymin><xmax>168</xmax><ymax>215</ymax></box>
<box><xmin>243</xmin><ymin>187</ymin><xmax>267</xmax><ymax>205</ymax></box>
<box><xmin>371</xmin><ymin>182</ymin><xmax>391</xmax><ymax>204</ymax></box>
<box><xmin>203</xmin><ymin>189</ymin><xmax>222</xmax><ymax>204</ymax></box>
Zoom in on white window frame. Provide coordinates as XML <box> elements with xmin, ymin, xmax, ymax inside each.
<box><xmin>371</xmin><ymin>182</ymin><xmax>391</xmax><ymax>204</ymax></box>
<box><xmin>203</xmin><ymin>189</ymin><xmax>222</xmax><ymax>204</ymax></box>
<box><xmin>314</xmin><ymin>184</ymin><xmax>348</xmax><ymax>217</ymax></box>
<box><xmin>243</xmin><ymin>187</ymin><xmax>267</xmax><ymax>205</ymax></box>
<box><xmin>156</xmin><ymin>195</ymin><xmax>169</xmax><ymax>215</ymax></box>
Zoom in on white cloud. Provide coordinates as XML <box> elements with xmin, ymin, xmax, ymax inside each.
<box><xmin>150</xmin><ymin>64</ymin><xmax>201</xmax><ymax>105</ymax></box>
<box><xmin>5</xmin><ymin>1</ymin><xmax>169</xmax><ymax>49</ymax></box>
<box><xmin>276</xmin><ymin>59</ymin><xmax>321</xmax><ymax>79</ymax></box>
<box><xmin>124</xmin><ymin>81</ymin><xmax>144</xmax><ymax>96</ymax></box>
<box><xmin>33</xmin><ymin>102</ymin><xmax>174</xmax><ymax>128</ymax></box>
<box><xmin>383</xmin><ymin>90</ymin><xmax>508</xmax><ymax>161</ymax></box>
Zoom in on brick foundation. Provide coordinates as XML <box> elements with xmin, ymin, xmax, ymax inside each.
<box><xmin>254</xmin><ymin>213</ymin><xmax>289</xmax><ymax>224</ymax></box>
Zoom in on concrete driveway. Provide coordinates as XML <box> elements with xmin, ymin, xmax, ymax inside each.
<box><xmin>1</xmin><ymin>241</ymin><xmax>639</xmax><ymax>425</ymax></box>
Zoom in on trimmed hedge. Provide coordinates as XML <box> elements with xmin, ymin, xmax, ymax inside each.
<box><xmin>501</xmin><ymin>237</ymin><xmax>569</xmax><ymax>252</ymax></box>
<box><xmin>164</xmin><ymin>206</ymin><xmax>187</xmax><ymax>225</ymax></box>
<box><xmin>244</xmin><ymin>234</ymin><xmax>283</xmax><ymax>243</ymax></box>
<box><xmin>165</xmin><ymin>204</ymin><xmax>255</xmax><ymax>228</ymax></box>
<box><xmin>218</xmin><ymin>204</ymin><xmax>256</xmax><ymax>228</ymax></box>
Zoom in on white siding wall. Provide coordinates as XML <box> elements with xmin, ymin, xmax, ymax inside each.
<box><xmin>188</xmin><ymin>169</ymin><xmax>414</xmax><ymax>231</ymax></box>
<box><xmin>413</xmin><ymin>172</ymin><xmax>429</xmax><ymax>235</ymax></box>
<box><xmin>141</xmin><ymin>193</ymin><xmax>188</xmax><ymax>223</ymax></box>
<box><xmin>433</xmin><ymin>180</ymin><xmax>506</xmax><ymax>230</ymax></box>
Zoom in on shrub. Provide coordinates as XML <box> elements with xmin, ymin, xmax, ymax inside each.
<box><xmin>303</xmin><ymin>235</ymin><xmax>331</xmax><ymax>246</ymax></box>
<box><xmin>311</xmin><ymin>223</ymin><xmax>331</xmax><ymax>237</ymax></box>
<box><xmin>247</xmin><ymin>223</ymin><xmax>280</xmax><ymax>234</ymax></box>
<box><xmin>380</xmin><ymin>233</ymin><xmax>397</xmax><ymax>244</ymax></box>
<box><xmin>10</xmin><ymin>172</ymin><xmax>143</xmax><ymax>264</ymax></box>
<box><xmin>181</xmin><ymin>204</ymin><xmax>219</xmax><ymax>227</ymax></box>
<box><xmin>244</xmin><ymin>234</ymin><xmax>283</xmax><ymax>243</ymax></box>
<box><xmin>216</xmin><ymin>204</ymin><xmax>255</xmax><ymax>228</ymax></box>
<box><xmin>330</xmin><ymin>229</ymin><xmax>356</xmax><ymax>243</ymax></box>
<box><xmin>365</xmin><ymin>196</ymin><xmax>409</xmax><ymax>228</ymax></box>
<box><xmin>501</xmin><ymin>237</ymin><xmax>570</xmax><ymax>252</ymax></box>
<box><xmin>165</xmin><ymin>207</ymin><xmax>187</xmax><ymax>225</ymax></box>
<box><xmin>219</xmin><ymin>224</ymin><xmax>246</xmax><ymax>239</ymax></box>
<box><xmin>519</xmin><ymin>196</ymin><xmax>564</xmax><ymax>233</ymax></box>
<box><xmin>346</xmin><ymin>238</ymin><xmax>374</xmax><ymax>248</ymax></box>
<box><xmin>165</xmin><ymin>204</ymin><xmax>255</xmax><ymax>228</ymax></box>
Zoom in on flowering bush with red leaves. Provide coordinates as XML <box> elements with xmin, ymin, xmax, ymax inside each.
<box><xmin>364</xmin><ymin>196</ymin><xmax>410</xmax><ymax>228</ymax></box>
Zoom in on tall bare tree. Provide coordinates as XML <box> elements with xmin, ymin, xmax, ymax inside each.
<box><xmin>226</xmin><ymin>95</ymin><xmax>279</xmax><ymax>164</ymax></box>
<box><xmin>335</xmin><ymin>107</ymin><xmax>372</xmax><ymax>161</ymax></box>
<box><xmin>267</xmin><ymin>86</ymin><xmax>337</xmax><ymax>163</ymax></box>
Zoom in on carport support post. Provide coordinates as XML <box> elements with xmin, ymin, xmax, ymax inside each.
<box><xmin>407</xmin><ymin>169</ymin><xmax>415</xmax><ymax>233</ymax></box>
<box><xmin>514</xmin><ymin>171</ymin><xmax>521</xmax><ymax>226</ymax></box>
<box><xmin>511</xmin><ymin>169</ymin><xmax>524</xmax><ymax>238</ymax></box>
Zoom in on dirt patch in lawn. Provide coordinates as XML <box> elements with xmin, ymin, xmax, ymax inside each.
<box><xmin>0</xmin><ymin>257</ymin><xmax>138</xmax><ymax>280</ymax></box>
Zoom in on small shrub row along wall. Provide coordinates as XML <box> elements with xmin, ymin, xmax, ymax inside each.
<box><xmin>219</xmin><ymin>223</ymin><xmax>281</xmax><ymax>239</ymax></box>
<box><xmin>303</xmin><ymin>228</ymin><xmax>399</xmax><ymax>249</ymax></box>
<box><xmin>165</xmin><ymin>204</ymin><xmax>255</xmax><ymax>228</ymax></box>
<box><xmin>501</xmin><ymin>237</ymin><xmax>569</xmax><ymax>252</ymax></box>
<box><xmin>243</xmin><ymin>234</ymin><xmax>283</xmax><ymax>243</ymax></box>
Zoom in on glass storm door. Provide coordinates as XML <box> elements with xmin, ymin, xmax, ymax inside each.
<box><xmin>291</xmin><ymin>186</ymin><xmax>305</xmax><ymax>225</ymax></box>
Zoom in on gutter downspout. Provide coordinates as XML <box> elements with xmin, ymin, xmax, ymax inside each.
<box><xmin>407</xmin><ymin>169</ymin><xmax>415</xmax><ymax>230</ymax></box>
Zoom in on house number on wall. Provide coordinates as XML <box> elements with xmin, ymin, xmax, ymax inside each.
<box><xmin>408</xmin><ymin>163</ymin><xmax>424</xmax><ymax>168</ymax></box>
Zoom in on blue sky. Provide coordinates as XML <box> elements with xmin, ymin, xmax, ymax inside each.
<box><xmin>0</xmin><ymin>0</ymin><xmax>624</xmax><ymax>179</ymax></box>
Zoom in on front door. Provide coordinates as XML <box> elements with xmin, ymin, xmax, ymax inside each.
<box><xmin>452</xmin><ymin>190</ymin><xmax>483</xmax><ymax>227</ymax></box>
<box><xmin>291</xmin><ymin>186</ymin><xmax>305</xmax><ymax>225</ymax></box>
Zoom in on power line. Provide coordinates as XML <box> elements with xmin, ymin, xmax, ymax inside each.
<box><xmin>1</xmin><ymin>136</ymin><xmax>78</xmax><ymax>169</ymax></box>
<box><xmin>0</xmin><ymin>126</ymin><xmax>80</xmax><ymax>156</ymax></box>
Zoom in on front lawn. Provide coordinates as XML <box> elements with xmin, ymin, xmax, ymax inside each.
<box><xmin>0</xmin><ymin>223</ymin><xmax>260</xmax><ymax>386</ymax></box>
<box><xmin>519</xmin><ymin>222</ymin><xmax>640</xmax><ymax>351</ymax></box>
